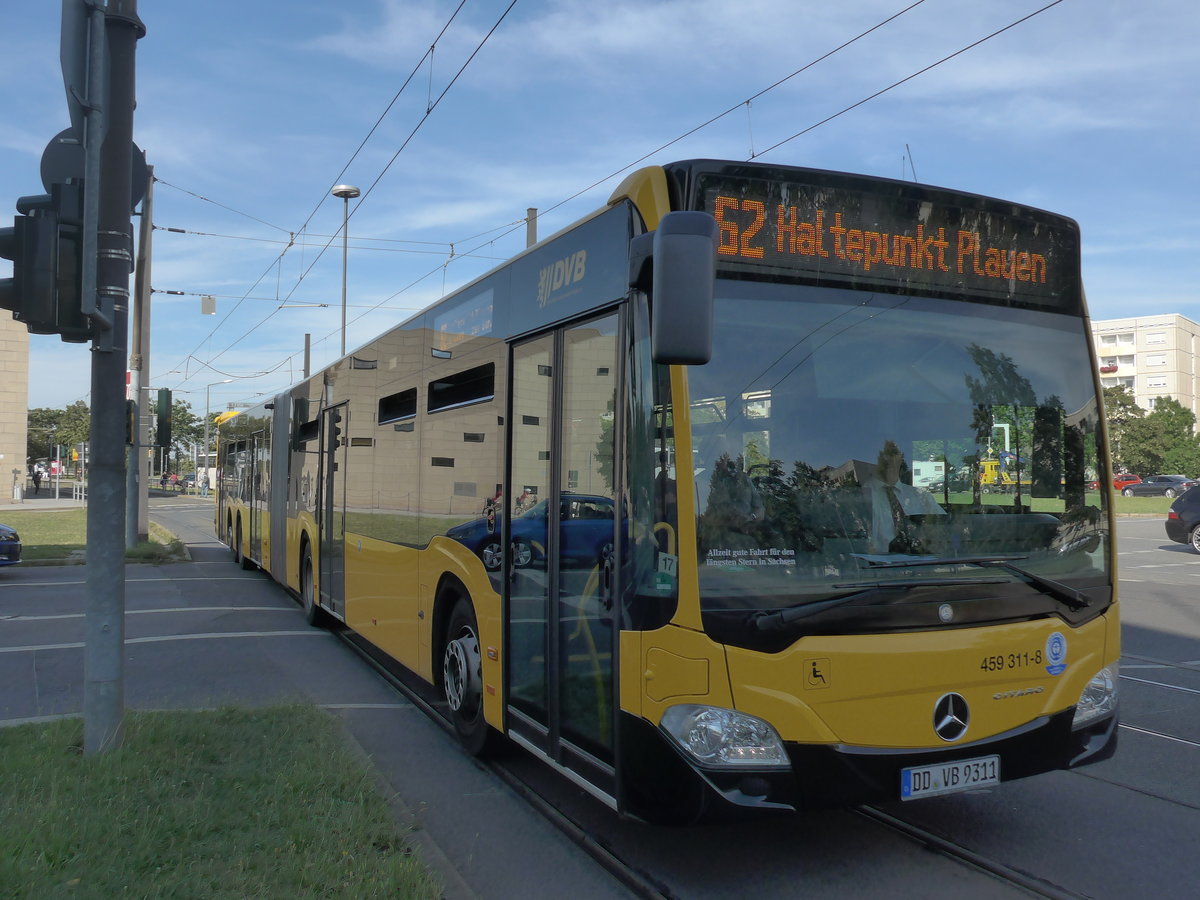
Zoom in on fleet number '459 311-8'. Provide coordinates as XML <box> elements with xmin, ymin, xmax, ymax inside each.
<box><xmin>980</xmin><ymin>650</ymin><xmax>1044</xmax><ymax>672</ymax></box>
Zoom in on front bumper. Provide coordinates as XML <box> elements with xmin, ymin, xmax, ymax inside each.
<box><xmin>697</xmin><ymin>706</ymin><xmax>1118</xmax><ymax>811</ymax></box>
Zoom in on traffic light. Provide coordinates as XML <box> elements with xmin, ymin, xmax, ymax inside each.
<box><xmin>155</xmin><ymin>388</ymin><xmax>172</xmax><ymax>448</ymax></box>
<box><xmin>0</xmin><ymin>181</ymin><xmax>90</xmax><ymax>342</ymax></box>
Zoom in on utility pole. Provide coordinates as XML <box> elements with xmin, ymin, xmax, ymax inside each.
<box><xmin>81</xmin><ymin>0</ymin><xmax>145</xmax><ymax>756</ymax></box>
<box><xmin>128</xmin><ymin>165</ymin><xmax>153</xmax><ymax>545</ymax></box>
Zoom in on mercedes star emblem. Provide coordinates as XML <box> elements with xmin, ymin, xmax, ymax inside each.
<box><xmin>933</xmin><ymin>692</ymin><xmax>970</xmax><ymax>741</ymax></box>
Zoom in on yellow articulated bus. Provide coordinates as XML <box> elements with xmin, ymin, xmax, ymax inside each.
<box><xmin>217</xmin><ymin>159</ymin><xmax>1118</xmax><ymax>822</ymax></box>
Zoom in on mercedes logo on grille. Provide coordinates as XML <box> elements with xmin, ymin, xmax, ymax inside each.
<box><xmin>933</xmin><ymin>692</ymin><xmax>970</xmax><ymax>742</ymax></box>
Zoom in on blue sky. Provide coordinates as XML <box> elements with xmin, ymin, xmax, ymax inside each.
<box><xmin>2</xmin><ymin>0</ymin><xmax>1196</xmax><ymax>413</ymax></box>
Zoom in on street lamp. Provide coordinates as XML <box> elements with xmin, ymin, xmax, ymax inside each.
<box><xmin>203</xmin><ymin>379</ymin><xmax>233</xmax><ymax>486</ymax></box>
<box><xmin>331</xmin><ymin>184</ymin><xmax>360</xmax><ymax>358</ymax></box>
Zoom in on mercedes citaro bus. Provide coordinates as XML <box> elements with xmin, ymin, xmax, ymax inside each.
<box><xmin>217</xmin><ymin>159</ymin><xmax>1118</xmax><ymax>821</ymax></box>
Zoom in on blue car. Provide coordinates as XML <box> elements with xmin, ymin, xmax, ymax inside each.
<box><xmin>446</xmin><ymin>493</ymin><xmax>616</xmax><ymax>572</ymax></box>
<box><xmin>0</xmin><ymin>523</ymin><xmax>22</xmax><ymax>566</ymax></box>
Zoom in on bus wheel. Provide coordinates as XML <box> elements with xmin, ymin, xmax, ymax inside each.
<box><xmin>442</xmin><ymin>596</ymin><xmax>495</xmax><ymax>755</ymax></box>
<box><xmin>227</xmin><ymin>518</ymin><xmax>240</xmax><ymax>564</ymax></box>
<box><xmin>237</xmin><ymin>521</ymin><xmax>254</xmax><ymax>570</ymax></box>
<box><xmin>300</xmin><ymin>542</ymin><xmax>324</xmax><ymax>626</ymax></box>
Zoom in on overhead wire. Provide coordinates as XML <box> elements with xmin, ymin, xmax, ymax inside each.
<box><xmin>160</xmin><ymin>0</ymin><xmax>489</xmax><ymax>392</ymax></box>
<box><xmin>170</xmin><ymin>0</ymin><xmax>522</xmax><ymax>388</ymax></box>
<box><xmin>163</xmin><ymin>0</ymin><xmax>1066</xmax><ymax>401</ymax></box>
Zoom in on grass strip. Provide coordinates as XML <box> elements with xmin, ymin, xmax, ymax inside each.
<box><xmin>0</xmin><ymin>705</ymin><xmax>441</xmax><ymax>899</ymax></box>
<box><xmin>0</xmin><ymin>509</ymin><xmax>185</xmax><ymax>562</ymax></box>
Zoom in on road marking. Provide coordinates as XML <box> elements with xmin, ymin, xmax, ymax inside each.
<box><xmin>1120</xmin><ymin>674</ymin><xmax>1200</xmax><ymax>696</ymax></box>
<box><xmin>0</xmin><ymin>575</ymin><xmax>264</xmax><ymax>589</ymax></box>
<box><xmin>1118</xmin><ymin>723</ymin><xmax>1200</xmax><ymax>749</ymax></box>
<box><xmin>0</xmin><ymin>630</ymin><xmax>329</xmax><ymax>654</ymax></box>
<box><xmin>0</xmin><ymin>701</ymin><xmax>412</xmax><ymax>729</ymax></box>
<box><xmin>2</xmin><ymin>606</ymin><xmax>294</xmax><ymax>622</ymax></box>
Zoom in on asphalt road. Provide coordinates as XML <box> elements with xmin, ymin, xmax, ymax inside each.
<box><xmin>3</xmin><ymin>504</ymin><xmax>1198</xmax><ymax>898</ymax></box>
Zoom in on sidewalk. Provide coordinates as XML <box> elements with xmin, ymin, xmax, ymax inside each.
<box><xmin>0</xmin><ymin>520</ymin><xmax>635</xmax><ymax>899</ymax></box>
<box><xmin>4</xmin><ymin>485</ymin><xmax>213</xmax><ymax>513</ymax></box>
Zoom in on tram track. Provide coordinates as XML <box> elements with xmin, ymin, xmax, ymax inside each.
<box><xmin>853</xmin><ymin>805</ymin><xmax>1087</xmax><ymax>900</ymax></box>
<box><xmin>330</xmin><ymin>627</ymin><xmax>674</xmax><ymax>898</ymax></box>
<box><xmin>333</xmin><ymin>622</ymin><xmax>1111</xmax><ymax>898</ymax></box>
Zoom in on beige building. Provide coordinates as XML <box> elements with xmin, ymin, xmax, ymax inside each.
<box><xmin>1091</xmin><ymin>314</ymin><xmax>1200</xmax><ymax>421</ymax></box>
<box><xmin>1</xmin><ymin>316</ymin><xmax>30</xmax><ymax>506</ymax></box>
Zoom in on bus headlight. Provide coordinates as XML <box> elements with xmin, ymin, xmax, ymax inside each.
<box><xmin>660</xmin><ymin>705</ymin><xmax>789</xmax><ymax>768</ymax></box>
<box><xmin>1073</xmin><ymin>664</ymin><xmax>1118</xmax><ymax>728</ymax></box>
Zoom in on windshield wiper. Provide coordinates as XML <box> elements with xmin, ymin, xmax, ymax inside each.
<box><xmin>754</xmin><ymin>573</ymin><xmax>1018</xmax><ymax>632</ymax></box>
<box><xmin>753</xmin><ymin>583</ymin><xmax>922</xmax><ymax>631</ymax></box>
<box><xmin>852</xmin><ymin>554</ymin><xmax>1091</xmax><ymax>612</ymax></box>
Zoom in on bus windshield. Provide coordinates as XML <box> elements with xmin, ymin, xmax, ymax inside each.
<box><xmin>687</xmin><ymin>279</ymin><xmax>1110</xmax><ymax>643</ymax></box>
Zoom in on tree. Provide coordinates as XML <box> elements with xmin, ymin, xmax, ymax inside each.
<box><xmin>1122</xmin><ymin>397</ymin><xmax>1200</xmax><ymax>477</ymax></box>
<box><xmin>1101</xmin><ymin>385</ymin><xmax>1143</xmax><ymax>473</ymax></box>
<box><xmin>26</xmin><ymin>407</ymin><xmax>63</xmax><ymax>462</ymax></box>
<box><xmin>170</xmin><ymin>399</ymin><xmax>203</xmax><ymax>450</ymax></box>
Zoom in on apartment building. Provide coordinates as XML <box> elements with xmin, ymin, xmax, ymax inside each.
<box><xmin>1091</xmin><ymin>314</ymin><xmax>1200</xmax><ymax>422</ymax></box>
<box><xmin>0</xmin><ymin>316</ymin><xmax>30</xmax><ymax>506</ymax></box>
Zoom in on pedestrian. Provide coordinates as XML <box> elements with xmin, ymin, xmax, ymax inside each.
<box><xmin>170</xmin><ymin>472</ymin><xmax>179</xmax><ymax>492</ymax></box>
<box><xmin>199</xmin><ymin>470</ymin><xmax>210</xmax><ymax>498</ymax></box>
<box><xmin>31</xmin><ymin>467</ymin><xmax>42</xmax><ymax>495</ymax></box>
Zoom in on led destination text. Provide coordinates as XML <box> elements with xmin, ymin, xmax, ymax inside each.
<box><xmin>713</xmin><ymin>196</ymin><xmax>1048</xmax><ymax>285</ymax></box>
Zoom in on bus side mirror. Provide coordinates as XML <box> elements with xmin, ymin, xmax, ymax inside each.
<box><xmin>637</xmin><ymin>211</ymin><xmax>718</xmax><ymax>365</ymax></box>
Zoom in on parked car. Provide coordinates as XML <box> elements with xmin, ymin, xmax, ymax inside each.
<box><xmin>446</xmin><ymin>492</ymin><xmax>617</xmax><ymax>572</ymax></box>
<box><xmin>1089</xmin><ymin>473</ymin><xmax>1141</xmax><ymax>491</ymax></box>
<box><xmin>0</xmin><ymin>523</ymin><xmax>22</xmax><ymax>566</ymax></box>
<box><xmin>1165</xmin><ymin>485</ymin><xmax>1200</xmax><ymax>551</ymax></box>
<box><xmin>1121</xmin><ymin>474</ymin><xmax>1198</xmax><ymax>497</ymax></box>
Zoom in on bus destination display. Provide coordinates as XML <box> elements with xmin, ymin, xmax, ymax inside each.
<box><xmin>698</xmin><ymin>174</ymin><xmax>1078</xmax><ymax>308</ymax></box>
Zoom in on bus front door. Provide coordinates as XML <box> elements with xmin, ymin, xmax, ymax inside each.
<box><xmin>507</xmin><ymin>313</ymin><xmax>621</xmax><ymax>799</ymax></box>
<box><xmin>318</xmin><ymin>403</ymin><xmax>348</xmax><ymax>618</ymax></box>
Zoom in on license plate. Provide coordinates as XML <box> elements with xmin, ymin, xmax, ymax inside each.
<box><xmin>900</xmin><ymin>754</ymin><xmax>1000</xmax><ymax>800</ymax></box>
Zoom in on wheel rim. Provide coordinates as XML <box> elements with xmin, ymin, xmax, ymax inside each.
<box><xmin>481</xmin><ymin>541</ymin><xmax>502</xmax><ymax>570</ymax></box>
<box><xmin>1191</xmin><ymin>528</ymin><xmax>1200</xmax><ymax>553</ymax></box>
<box><xmin>512</xmin><ymin>540</ymin><xmax>532</xmax><ymax>567</ymax></box>
<box><xmin>443</xmin><ymin>624</ymin><xmax>482</xmax><ymax>715</ymax></box>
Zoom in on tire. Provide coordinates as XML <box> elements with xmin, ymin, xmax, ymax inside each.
<box><xmin>1190</xmin><ymin>526</ymin><xmax>1200</xmax><ymax>554</ymax></box>
<box><xmin>299</xmin><ymin>542</ymin><xmax>325</xmax><ymax>626</ymax></box>
<box><xmin>1122</xmin><ymin>488</ymin><xmax>1135</xmax><ymax>497</ymax></box>
<box><xmin>1166</xmin><ymin>489</ymin><xmax>1177</xmax><ymax>498</ymax></box>
<box><xmin>237</xmin><ymin>521</ymin><xmax>255</xmax><ymax>570</ymax></box>
<box><xmin>480</xmin><ymin>540</ymin><xmax>503</xmax><ymax>571</ymax></box>
<box><xmin>442</xmin><ymin>595</ymin><xmax>497</xmax><ymax>756</ymax></box>
<box><xmin>227</xmin><ymin>517</ymin><xmax>240</xmax><ymax>564</ymax></box>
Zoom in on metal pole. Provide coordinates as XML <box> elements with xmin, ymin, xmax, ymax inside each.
<box><xmin>331</xmin><ymin>184</ymin><xmax>359</xmax><ymax>358</ymax></box>
<box><xmin>84</xmin><ymin>0</ymin><xmax>144</xmax><ymax>756</ymax></box>
<box><xmin>341</xmin><ymin>195</ymin><xmax>347</xmax><ymax>356</ymax></box>
<box><xmin>204</xmin><ymin>385</ymin><xmax>210</xmax><ymax>488</ymax></box>
<box><xmin>304</xmin><ymin>332</ymin><xmax>310</xmax><ymax>379</ymax></box>
<box><xmin>127</xmin><ymin>163</ymin><xmax>152</xmax><ymax>546</ymax></box>
<box><xmin>526</xmin><ymin>207</ymin><xmax>537</xmax><ymax>247</ymax></box>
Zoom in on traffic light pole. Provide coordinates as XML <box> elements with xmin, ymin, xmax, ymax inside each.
<box><xmin>83</xmin><ymin>0</ymin><xmax>144</xmax><ymax>756</ymax></box>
